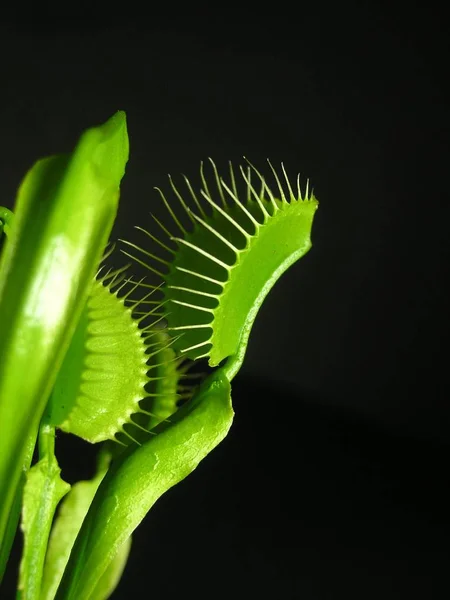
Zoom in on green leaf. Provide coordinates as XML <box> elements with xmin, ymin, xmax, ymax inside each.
<box><xmin>17</xmin><ymin>425</ymin><xmax>70</xmax><ymax>600</ymax></box>
<box><xmin>89</xmin><ymin>538</ymin><xmax>132</xmax><ymax>600</ymax></box>
<box><xmin>0</xmin><ymin>432</ymin><xmax>36</xmax><ymax>593</ymax></box>
<box><xmin>0</xmin><ymin>112</ymin><xmax>129</xmax><ymax>577</ymax></box>
<box><xmin>55</xmin><ymin>370</ymin><xmax>234</xmax><ymax>599</ymax></box>
<box><xmin>41</xmin><ymin>453</ymin><xmax>111</xmax><ymax>600</ymax></box>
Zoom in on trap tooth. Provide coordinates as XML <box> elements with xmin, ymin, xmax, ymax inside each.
<box><xmin>117</xmin><ymin>328</ymin><xmax>187</xmax><ymax>446</ymax></box>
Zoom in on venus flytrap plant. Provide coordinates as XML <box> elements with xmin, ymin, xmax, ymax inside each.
<box><xmin>0</xmin><ymin>113</ymin><xmax>318</xmax><ymax>599</ymax></box>
<box><xmin>48</xmin><ymin>161</ymin><xmax>318</xmax><ymax>599</ymax></box>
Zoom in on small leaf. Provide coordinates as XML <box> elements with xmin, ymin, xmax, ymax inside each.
<box><xmin>55</xmin><ymin>370</ymin><xmax>234</xmax><ymax>599</ymax></box>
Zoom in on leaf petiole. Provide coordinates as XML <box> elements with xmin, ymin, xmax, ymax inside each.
<box><xmin>17</xmin><ymin>421</ymin><xmax>70</xmax><ymax>600</ymax></box>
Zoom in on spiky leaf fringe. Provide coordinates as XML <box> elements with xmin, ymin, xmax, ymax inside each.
<box><xmin>122</xmin><ymin>160</ymin><xmax>318</xmax><ymax>373</ymax></box>
<box><xmin>48</xmin><ymin>263</ymin><xmax>188</xmax><ymax>445</ymax></box>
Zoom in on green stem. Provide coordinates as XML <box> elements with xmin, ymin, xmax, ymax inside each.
<box><xmin>38</xmin><ymin>422</ymin><xmax>55</xmax><ymax>461</ymax></box>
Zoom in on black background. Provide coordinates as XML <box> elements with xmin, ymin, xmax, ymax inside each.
<box><xmin>1</xmin><ymin>3</ymin><xmax>449</xmax><ymax>598</ymax></box>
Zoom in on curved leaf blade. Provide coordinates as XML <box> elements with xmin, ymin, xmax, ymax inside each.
<box><xmin>55</xmin><ymin>370</ymin><xmax>233</xmax><ymax>600</ymax></box>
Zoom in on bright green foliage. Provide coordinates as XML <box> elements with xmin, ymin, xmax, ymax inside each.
<box><xmin>54</xmin><ymin>370</ymin><xmax>233</xmax><ymax>600</ymax></box>
<box><xmin>140</xmin><ymin>328</ymin><xmax>183</xmax><ymax>430</ymax></box>
<box><xmin>48</xmin><ymin>271</ymin><xmax>186</xmax><ymax>446</ymax></box>
<box><xmin>48</xmin><ymin>274</ymin><xmax>149</xmax><ymax>444</ymax></box>
<box><xmin>18</xmin><ymin>425</ymin><xmax>70</xmax><ymax>600</ymax></box>
<box><xmin>88</xmin><ymin>537</ymin><xmax>132</xmax><ymax>600</ymax></box>
<box><xmin>0</xmin><ymin>113</ymin><xmax>318</xmax><ymax>598</ymax></box>
<box><xmin>41</xmin><ymin>475</ymin><xmax>104</xmax><ymax>600</ymax></box>
<box><xmin>0</xmin><ymin>111</ymin><xmax>129</xmax><ymax>582</ymax></box>
<box><xmin>40</xmin><ymin>447</ymin><xmax>131</xmax><ymax>600</ymax></box>
<box><xmin>123</xmin><ymin>161</ymin><xmax>318</xmax><ymax>379</ymax></box>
